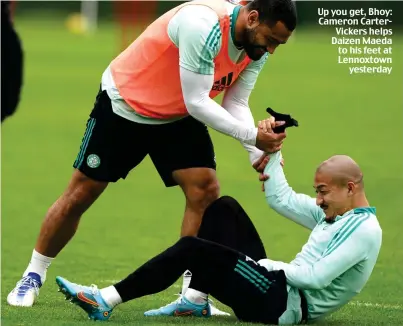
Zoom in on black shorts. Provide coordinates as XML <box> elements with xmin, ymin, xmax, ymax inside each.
<box><xmin>73</xmin><ymin>89</ymin><xmax>216</xmax><ymax>186</ymax></box>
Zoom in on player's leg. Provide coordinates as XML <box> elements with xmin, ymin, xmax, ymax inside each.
<box><xmin>173</xmin><ymin>168</ymin><xmax>220</xmax><ymax>299</ymax></box>
<box><xmin>56</xmin><ymin>236</ymin><xmax>287</xmax><ymax>323</ymax></box>
<box><xmin>147</xmin><ymin>116</ymin><xmax>227</xmax><ymax>314</ymax></box>
<box><xmin>198</xmin><ymin>195</ymin><xmax>267</xmax><ymax>261</ymax></box>
<box><xmin>7</xmin><ymin>89</ymin><xmax>148</xmax><ymax>307</ymax></box>
<box><xmin>179</xmin><ymin>195</ymin><xmax>267</xmax><ymax>303</ymax></box>
<box><xmin>167</xmin><ymin>237</ymin><xmax>287</xmax><ymax>325</ymax></box>
<box><xmin>56</xmin><ymin>236</ymin><xmax>217</xmax><ymax>320</ymax></box>
<box><xmin>150</xmin><ymin>116</ymin><xmax>220</xmax><ymax>238</ymax></box>
<box><xmin>174</xmin><ymin>168</ymin><xmax>220</xmax><ymax>237</ymax></box>
<box><xmin>181</xmin><ymin>195</ymin><xmax>268</xmax><ymax>306</ymax></box>
<box><xmin>207</xmin><ymin>255</ymin><xmax>289</xmax><ymax>325</ymax></box>
<box><xmin>35</xmin><ymin>174</ymin><xmax>108</xmax><ymax>259</ymax></box>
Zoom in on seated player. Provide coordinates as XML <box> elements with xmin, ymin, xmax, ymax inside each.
<box><xmin>55</xmin><ymin>151</ymin><xmax>382</xmax><ymax>325</ymax></box>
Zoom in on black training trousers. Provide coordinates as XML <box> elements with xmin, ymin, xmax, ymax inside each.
<box><xmin>114</xmin><ymin>196</ymin><xmax>288</xmax><ymax>324</ymax></box>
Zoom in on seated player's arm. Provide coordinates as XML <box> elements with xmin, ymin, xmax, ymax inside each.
<box><xmin>259</xmin><ymin>221</ymin><xmax>381</xmax><ymax>290</ymax></box>
<box><xmin>221</xmin><ymin>55</ymin><xmax>269</xmax><ymax>164</ymax></box>
<box><xmin>171</xmin><ymin>5</ymin><xmax>257</xmax><ymax>146</ymax></box>
<box><xmin>264</xmin><ymin>152</ymin><xmax>324</xmax><ymax>229</ymax></box>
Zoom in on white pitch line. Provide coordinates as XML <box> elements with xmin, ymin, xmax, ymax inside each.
<box><xmin>349</xmin><ymin>301</ymin><xmax>402</xmax><ymax>310</ymax></box>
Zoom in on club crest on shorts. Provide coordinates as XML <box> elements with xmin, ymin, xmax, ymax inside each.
<box><xmin>87</xmin><ymin>154</ymin><xmax>101</xmax><ymax>168</ymax></box>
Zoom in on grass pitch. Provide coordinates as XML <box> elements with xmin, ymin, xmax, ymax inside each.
<box><xmin>2</xmin><ymin>15</ymin><xmax>403</xmax><ymax>326</ymax></box>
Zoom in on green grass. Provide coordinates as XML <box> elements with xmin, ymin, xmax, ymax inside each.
<box><xmin>2</xmin><ymin>15</ymin><xmax>403</xmax><ymax>326</ymax></box>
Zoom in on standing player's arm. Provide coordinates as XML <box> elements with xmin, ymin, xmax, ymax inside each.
<box><xmin>264</xmin><ymin>152</ymin><xmax>324</xmax><ymax>230</ymax></box>
<box><xmin>180</xmin><ymin>69</ymin><xmax>257</xmax><ymax>146</ymax></box>
<box><xmin>171</xmin><ymin>6</ymin><xmax>257</xmax><ymax>146</ymax></box>
<box><xmin>259</xmin><ymin>221</ymin><xmax>379</xmax><ymax>290</ymax></box>
<box><xmin>221</xmin><ymin>54</ymin><xmax>269</xmax><ymax>165</ymax></box>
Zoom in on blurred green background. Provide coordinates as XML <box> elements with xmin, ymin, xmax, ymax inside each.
<box><xmin>2</xmin><ymin>1</ymin><xmax>403</xmax><ymax>325</ymax></box>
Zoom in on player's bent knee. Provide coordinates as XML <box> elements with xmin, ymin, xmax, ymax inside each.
<box><xmin>204</xmin><ymin>180</ymin><xmax>220</xmax><ymax>201</ymax></box>
<box><xmin>186</xmin><ymin>180</ymin><xmax>220</xmax><ymax>207</ymax></box>
<box><xmin>205</xmin><ymin>195</ymin><xmax>240</xmax><ymax>215</ymax></box>
<box><xmin>177</xmin><ymin>236</ymin><xmax>205</xmax><ymax>252</ymax></box>
<box><xmin>178</xmin><ymin>235</ymin><xmax>198</xmax><ymax>245</ymax></box>
<box><xmin>215</xmin><ymin>195</ymin><xmax>239</xmax><ymax>207</ymax></box>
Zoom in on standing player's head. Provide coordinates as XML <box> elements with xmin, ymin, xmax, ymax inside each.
<box><xmin>238</xmin><ymin>0</ymin><xmax>297</xmax><ymax>60</ymax></box>
<box><xmin>314</xmin><ymin>155</ymin><xmax>367</xmax><ymax>222</ymax></box>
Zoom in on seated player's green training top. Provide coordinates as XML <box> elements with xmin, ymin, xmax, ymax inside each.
<box><xmin>259</xmin><ymin>151</ymin><xmax>382</xmax><ymax>324</ymax></box>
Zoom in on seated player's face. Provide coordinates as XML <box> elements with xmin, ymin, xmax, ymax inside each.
<box><xmin>243</xmin><ymin>18</ymin><xmax>292</xmax><ymax>60</ymax></box>
<box><xmin>314</xmin><ymin>172</ymin><xmax>351</xmax><ymax>222</ymax></box>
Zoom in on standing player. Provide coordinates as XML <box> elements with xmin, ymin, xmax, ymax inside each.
<box><xmin>55</xmin><ymin>152</ymin><xmax>382</xmax><ymax>324</ymax></box>
<box><xmin>7</xmin><ymin>0</ymin><xmax>297</xmax><ymax>312</ymax></box>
